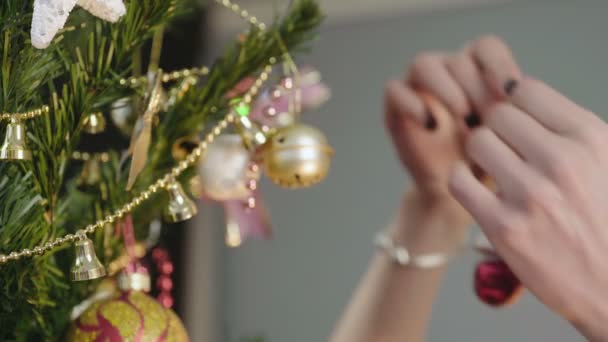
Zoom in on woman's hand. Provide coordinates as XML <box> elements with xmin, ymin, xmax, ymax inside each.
<box><xmin>449</xmin><ymin>51</ymin><xmax>608</xmax><ymax>340</ymax></box>
<box><xmin>332</xmin><ymin>36</ymin><xmax>525</xmax><ymax>342</ymax></box>
<box><xmin>384</xmin><ymin>35</ymin><xmax>521</xmax><ymax>249</ymax></box>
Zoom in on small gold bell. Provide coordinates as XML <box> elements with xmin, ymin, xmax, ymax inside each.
<box><xmin>71</xmin><ymin>236</ymin><xmax>107</xmax><ymax>281</ymax></box>
<box><xmin>163</xmin><ymin>180</ymin><xmax>198</xmax><ymax>223</ymax></box>
<box><xmin>0</xmin><ymin>119</ymin><xmax>32</xmax><ymax>160</ymax></box>
<box><xmin>77</xmin><ymin>158</ymin><xmax>101</xmax><ymax>189</ymax></box>
<box><xmin>82</xmin><ymin>112</ymin><xmax>107</xmax><ymax>134</ymax></box>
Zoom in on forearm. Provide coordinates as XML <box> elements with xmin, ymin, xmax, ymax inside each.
<box><xmin>330</xmin><ymin>191</ymin><xmax>470</xmax><ymax>342</ymax></box>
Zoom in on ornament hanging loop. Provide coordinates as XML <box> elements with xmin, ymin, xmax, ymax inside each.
<box><xmin>236</xmin><ymin>115</ymin><xmax>267</xmax><ymax>150</ymax></box>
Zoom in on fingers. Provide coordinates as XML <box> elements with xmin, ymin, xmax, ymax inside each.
<box><xmin>485</xmin><ymin>103</ymin><xmax>563</xmax><ymax>168</ymax></box>
<box><xmin>408</xmin><ymin>52</ymin><xmax>470</xmax><ymax>117</ymax></box>
<box><xmin>465</xmin><ymin>127</ymin><xmax>531</xmax><ymax>200</ymax></box>
<box><xmin>385</xmin><ymin>80</ymin><xmax>426</xmax><ymax>125</ymax></box>
<box><xmin>446</xmin><ymin>52</ymin><xmax>493</xmax><ymax>114</ymax></box>
<box><xmin>449</xmin><ymin>161</ymin><xmax>504</xmax><ymax>230</ymax></box>
<box><xmin>418</xmin><ymin>90</ymin><xmax>456</xmax><ymax>134</ymax></box>
<box><xmin>469</xmin><ymin>35</ymin><xmax>522</xmax><ymax>98</ymax></box>
<box><xmin>509</xmin><ymin>77</ymin><xmax>602</xmax><ymax>136</ymax></box>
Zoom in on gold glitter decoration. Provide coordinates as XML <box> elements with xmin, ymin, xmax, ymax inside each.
<box><xmin>67</xmin><ymin>291</ymin><xmax>189</xmax><ymax>341</ymax></box>
<box><xmin>166</xmin><ymin>309</ymin><xmax>189</xmax><ymax>342</ymax></box>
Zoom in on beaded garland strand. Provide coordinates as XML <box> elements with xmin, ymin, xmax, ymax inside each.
<box><xmin>0</xmin><ymin>105</ymin><xmax>50</xmax><ymax>121</ymax></box>
<box><xmin>0</xmin><ymin>60</ymin><xmax>276</xmax><ymax>265</ymax></box>
<box><xmin>0</xmin><ymin>0</ymin><xmax>277</xmax><ymax>266</ymax></box>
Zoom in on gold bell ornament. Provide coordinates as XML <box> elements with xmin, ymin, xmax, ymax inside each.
<box><xmin>76</xmin><ymin>158</ymin><xmax>101</xmax><ymax>189</ymax></box>
<box><xmin>81</xmin><ymin>112</ymin><xmax>107</xmax><ymax>134</ymax></box>
<box><xmin>0</xmin><ymin>118</ymin><xmax>32</xmax><ymax>160</ymax></box>
<box><xmin>259</xmin><ymin>123</ymin><xmax>333</xmax><ymax>188</ymax></box>
<box><xmin>70</xmin><ymin>235</ymin><xmax>107</xmax><ymax>281</ymax></box>
<box><xmin>163</xmin><ymin>179</ymin><xmax>198</xmax><ymax>223</ymax></box>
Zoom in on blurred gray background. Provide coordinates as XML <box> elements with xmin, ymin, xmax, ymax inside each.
<box><xmin>182</xmin><ymin>0</ymin><xmax>608</xmax><ymax>340</ymax></box>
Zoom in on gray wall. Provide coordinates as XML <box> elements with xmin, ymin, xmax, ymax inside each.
<box><xmin>211</xmin><ymin>1</ymin><xmax>608</xmax><ymax>341</ymax></box>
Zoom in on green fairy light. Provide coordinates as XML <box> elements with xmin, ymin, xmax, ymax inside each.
<box><xmin>230</xmin><ymin>97</ymin><xmax>251</xmax><ymax>117</ymax></box>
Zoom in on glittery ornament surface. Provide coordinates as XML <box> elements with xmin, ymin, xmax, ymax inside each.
<box><xmin>67</xmin><ymin>291</ymin><xmax>189</xmax><ymax>341</ymax></box>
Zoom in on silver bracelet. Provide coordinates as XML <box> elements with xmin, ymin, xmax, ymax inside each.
<box><xmin>374</xmin><ymin>231</ymin><xmax>455</xmax><ymax>269</ymax></box>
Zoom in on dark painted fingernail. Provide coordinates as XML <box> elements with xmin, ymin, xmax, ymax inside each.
<box><xmin>425</xmin><ymin>113</ymin><xmax>437</xmax><ymax>131</ymax></box>
<box><xmin>465</xmin><ymin>112</ymin><xmax>481</xmax><ymax>128</ymax></box>
<box><xmin>504</xmin><ymin>79</ymin><xmax>518</xmax><ymax>96</ymax></box>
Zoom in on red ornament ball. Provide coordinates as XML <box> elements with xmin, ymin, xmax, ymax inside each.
<box><xmin>474</xmin><ymin>259</ymin><xmax>523</xmax><ymax>307</ymax></box>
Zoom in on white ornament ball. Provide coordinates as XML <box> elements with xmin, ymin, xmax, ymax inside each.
<box><xmin>198</xmin><ymin>134</ymin><xmax>259</xmax><ymax>201</ymax></box>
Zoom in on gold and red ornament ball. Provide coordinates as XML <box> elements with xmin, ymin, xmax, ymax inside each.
<box><xmin>66</xmin><ymin>290</ymin><xmax>188</xmax><ymax>341</ymax></box>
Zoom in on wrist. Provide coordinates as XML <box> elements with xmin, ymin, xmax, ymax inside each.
<box><xmin>408</xmin><ymin>188</ymin><xmax>472</xmax><ymax>224</ymax></box>
<box><xmin>572</xmin><ymin>292</ymin><xmax>608</xmax><ymax>342</ymax></box>
<box><xmin>391</xmin><ymin>189</ymin><xmax>472</xmax><ymax>254</ymax></box>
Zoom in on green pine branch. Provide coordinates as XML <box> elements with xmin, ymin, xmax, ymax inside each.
<box><xmin>0</xmin><ymin>0</ymin><xmax>323</xmax><ymax>339</ymax></box>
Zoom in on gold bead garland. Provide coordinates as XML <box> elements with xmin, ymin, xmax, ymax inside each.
<box><xmin>72</xmin><ymin>151</ymin><xmax>111</xmax><ymax>163</ymax></box>
<box><xmin>216</xmin><ymin>0</ymin><xmax>267</xmax><ymax>31</ymax></box>
<box><xmin>119</xmin><ymin>67</ymin><xmax>211</xmax><ymax>88</ymax></box>
<box><xmin>0</xmin><ymin>61</ymin><xmax>276</xmax><ymax>265</ymax></box>
<box><xmin>0</xmin><ymin>105</ymin><xmax>50</xmax><ymax>121</ymax></box>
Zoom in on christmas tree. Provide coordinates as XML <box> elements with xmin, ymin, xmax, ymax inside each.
<box><xmin>0</xmin><ymin>0</ymin><xmax>326</xmax><ymax>339</ymax></box>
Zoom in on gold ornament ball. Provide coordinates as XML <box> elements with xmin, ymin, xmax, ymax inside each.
<box><xmin>67</xmin><ymin>291</ymin><xmax>189</xmax><ymax>341</ymax></box>
<box><xmin>260</xmin><ymin>123</ymin><xmax>333</xmax><ymax>188</ymax></box>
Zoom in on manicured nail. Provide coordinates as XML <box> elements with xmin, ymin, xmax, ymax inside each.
<box><xmin>504</xmin><ymin>79</ymin><xmax>518</xmax><ymax>96</ymax></box>
<box><xmin>465</xmin><ymin>112</ymin><xmax>481</xmax><ymax>128</ymax></box>
<box><xmin>425</xmin><ymin>113</ymin><xmax>437</xmax><ymax>131</ymax></box>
